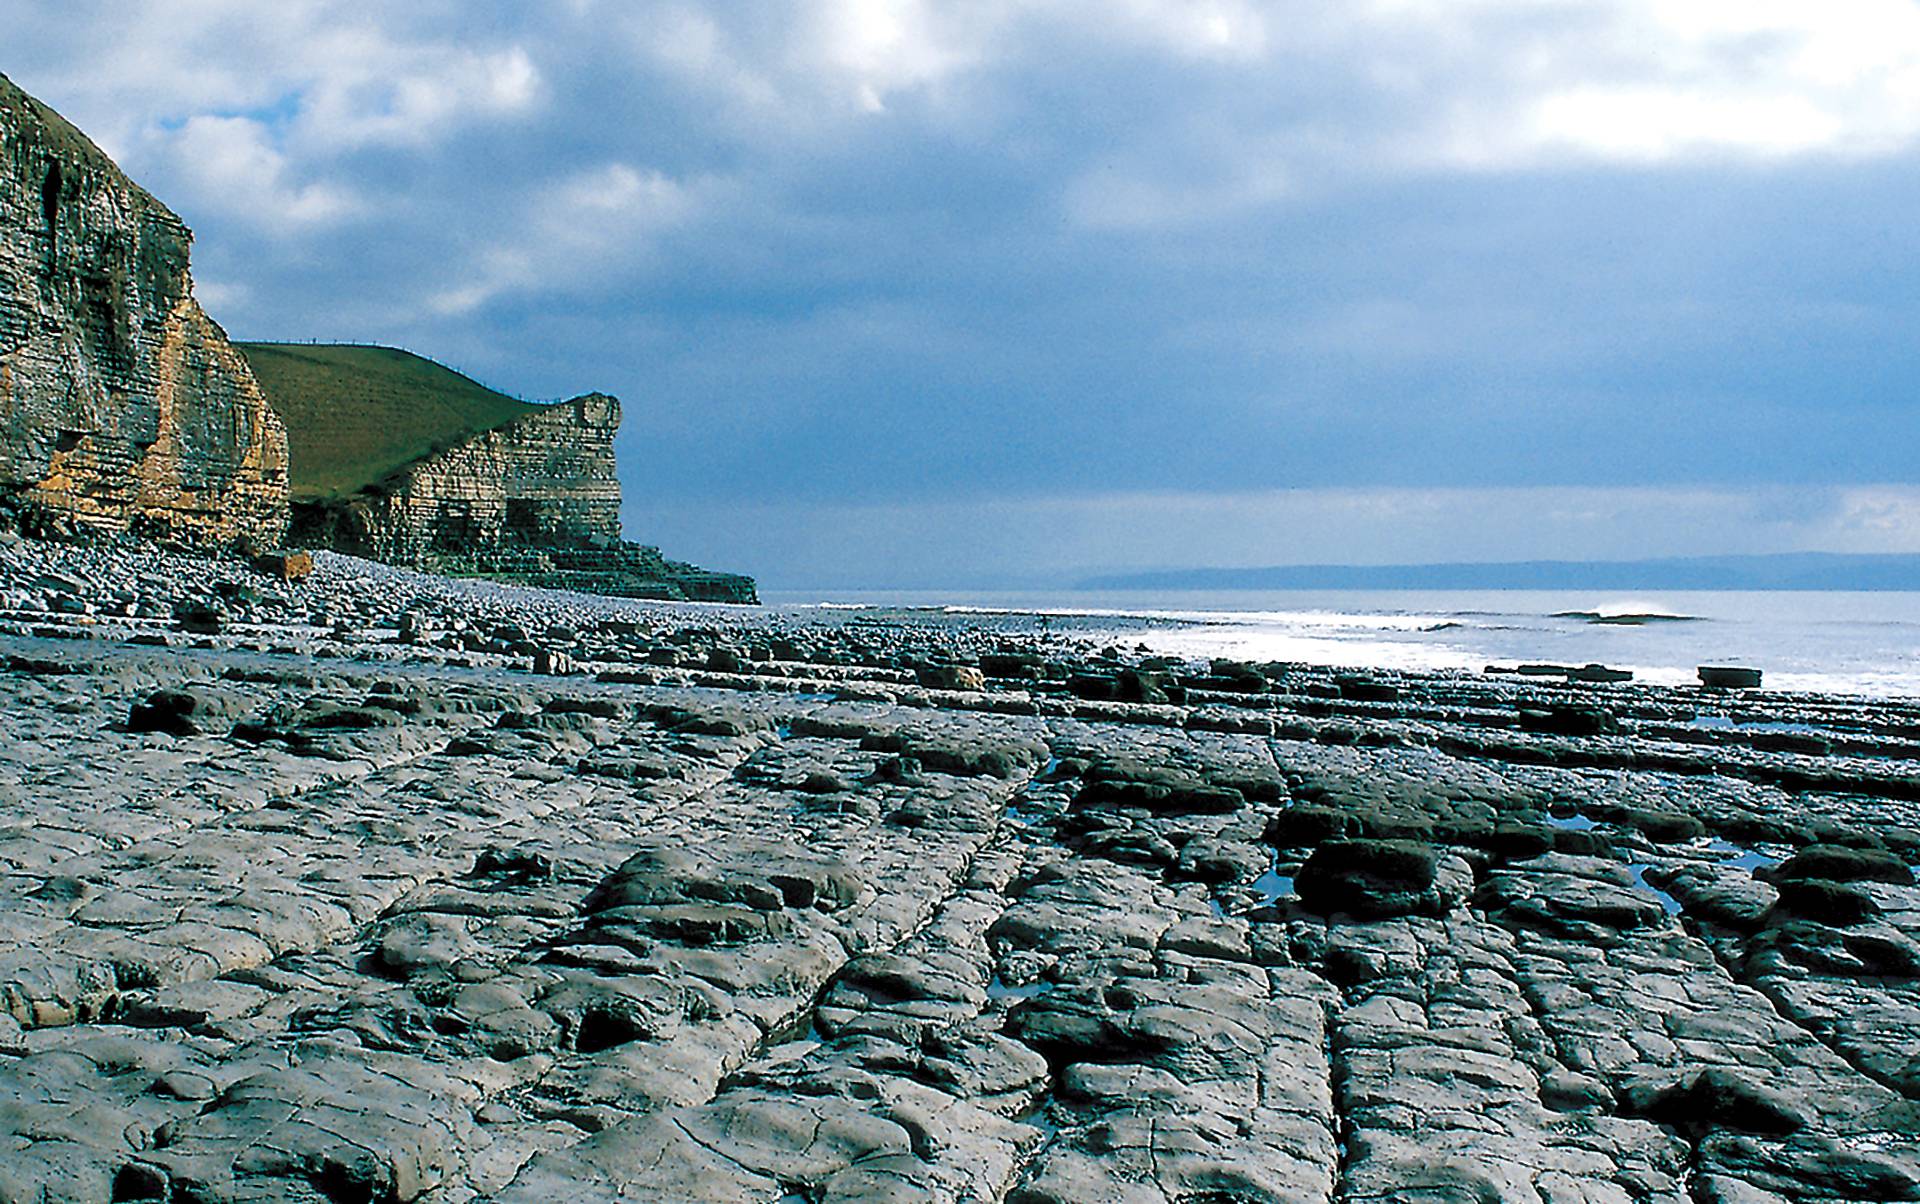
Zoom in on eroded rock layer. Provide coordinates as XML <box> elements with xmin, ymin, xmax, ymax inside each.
<box><xmin>0</xmin><ymin>540</ymin><xmax>1916</xmax><ymax>1202</ymax></box>
<box><xmin>291</xmin><ymin>393</ymin><xmax>621</xmax><ymax>564</ymax></box>
<box><xmin>0</xmin><ymin>74</ymin><xmax>288</xmax><ymax>548</ymax></box>
<box><xmin>281</xmin><ymin>385</ymin><xmax>757</xmax><ymax>603</ymax></box>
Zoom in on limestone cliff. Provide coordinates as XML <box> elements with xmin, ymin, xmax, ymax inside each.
<box><xmin>241</xmin><ymin>347</ymin><xmax>757</xmax><ymax>603</ymax></box>
<box><xmin>0</xmin><ymin>74</ymin><xmax>288</xmax><ymax>547</ymax></box>
<box><xmin>291</xmin><ymin>392</ymin><xmax>623</xmax><ymax>563</ymax></box>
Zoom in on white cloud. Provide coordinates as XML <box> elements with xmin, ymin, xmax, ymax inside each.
<box><xmin>294</xmin><ymin>45</ymin><xmax>543</xmax><ymax>150</ymax></box>
<box><xmin>1829</xmin><ymin>486</ymin><xmax>1920</xmax><ymax>548</ymax></box>
<box><xmin>1054</xmin><ymin>0</ymin><xmax>1920</xmax><ymax>225</ymax></box>
<box><xmin>430</xmin><ymin>162</ymin><xmax>705</xmax><ymax>315</ymax></box>
<box><xmin>11</xmin><ymin>4</ymin><xmax>543</xmax><ymax>155</ymax></box>
<box><xmin>161</xmin><ymin>115</ymin><xmax>359</xmax><ymax>228</ymax></box>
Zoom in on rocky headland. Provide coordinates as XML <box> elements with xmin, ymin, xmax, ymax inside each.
<box><xmin>0</xmin><ymin>535</ymin><xmax>1916</xmax><ymax>1202</ymax></box>
<box><xmin>240</xmin><ymin>343</ymin><xmax>756</xmax><ymax>605</ymax></box>
<box><xmin>0</xmin><ymin>73</ymin><xmax>752</xmax><ymax>603</ymax></box>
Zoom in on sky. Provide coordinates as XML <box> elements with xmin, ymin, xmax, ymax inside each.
<box><xmin>10</xmin><ymin>1</ymin><xmax>1920</xmax><ymax>588</ymax></box>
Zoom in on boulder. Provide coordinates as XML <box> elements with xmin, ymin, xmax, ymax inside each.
<box><xmin>173</xmin><ymin>604</ymin><xmax>225</xmax><ymax>636</ymax></box>
<box><xmin>127</xmin><ymin>690</ymin><xmax>202</xmax><ymax>737</ymax></box>
<box><xmin>532</xmin><ymin>647</ymin><xmax>577</xmax><ymax>676</ymax></box>
<box><xmin>1297</xmin><ymin>839</ymin><xmax>1459</xmax><ymax>919</ymax></box>
<box><xmin>917</xmin><ymin>664</ymin><xmax>986</xmax><ymax>691</ymax></box>
<box><xmin>1770</xmin><ymin>879</ymin><xmax>1881</xmax><ymax>926</ymax></box>
<box><xmin>1518</xmin><ymin>704</ymin><xmax>1619</xmax><ymax>738</ymax></box>
<box><xmin>254</xmin><ymin>550</ymin><xmax>313</xmax><ymax>582</ymax></box>
<box><xmin>1336</xmin><ymin>675</ymin><xmax>1400</xmax><ymax>703</ymax></box>
<box><xmin>1619</xmin><ymin>1067</ymin><xmax>1805</xmax><ymax>1135</ymax></box>
<box><xmin>1699</xmin><ymin>666</ymin><xmax>1763</xmax><ymax>689</ymax></box>
<box><xmin>1764</xmin><ymin>844</ymin><xmax>1913</xmax><ymax>886</ymax></box>
<box><xmin>1569</xmin><ymin>663</ymin><xmax>1633</xmax><ymax>683</ymax></box>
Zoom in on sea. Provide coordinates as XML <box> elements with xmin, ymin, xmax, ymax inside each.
<box><xmin>759</xmin><ymin>590</ymin><xmax>1920</xmax><ymax>700</ymax></box>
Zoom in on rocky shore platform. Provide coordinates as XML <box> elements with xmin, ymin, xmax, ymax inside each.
<box><xmin>1</xmin><ymin>537</ymin><xmax>1917</xmax><ymax>1203</ymax></box>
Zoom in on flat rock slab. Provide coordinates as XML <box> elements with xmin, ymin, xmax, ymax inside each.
<box><xmin>0</xmin><ymin>540</ymin><xmax>1917</xmax><ymax>1200</ymax></box>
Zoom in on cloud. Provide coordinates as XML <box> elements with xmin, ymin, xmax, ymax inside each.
<box><xmin>429</xmin><ymin>162</ymin><xmax>708</xmax><ymax>315</ymax></box>
<box><xmin>292</xmin><ymin>44</ymin><xmax>542</xmax><ymax>151</ymax></box>
<box><xmin>9</xmin><ymin>1</ymin><xmax>1920</xmax><ymax>584</ymax></box>
<box><xmin>158</xmin><ymin>115</ymin><xmax>359</xmax><ymax>228</ymax></box>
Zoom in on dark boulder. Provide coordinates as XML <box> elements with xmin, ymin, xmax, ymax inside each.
<box><xmin>1113</xmin><ymin>669</ymin><xmax>1182</xmax><ymax>704</ymax></box>
<box><xmin>1619</xmin><ymin>1067</ymin><xmax>1804</xmax><ymax>1135</ymax></box>
<box><xmin>1077</xmin><ymin>765</ymin><xmax>1245</xmax><ymax>815</ymax></box>
<box><xmin>1519</xmin><ymin>704</ymin><xmax>1619</xmax><ymax>738</ymax></box>
<box><xmin>1569</xmin><ymin>663</ymin><xmax>1633</xmax><ymax>683</ymax></box>
<box><xmin>1765</xmin><ymin>844</ymin><xmax>1913</xmax><ymax>886</ymax></box>
<box><xmin>1066</xmin><ymin>674</ymin><xmax>1114</xmax><ymax>701</ymax></box>
<box><xmin>1487</xmin><ymin>821</ymin><xmax>1554</xmax><ymax>862</ymax></box>
<box><xmin>980</xmin><ymin>652</ymin><xmax>1042</xmax><ymax>679</ymax></box>
<box><xmin>128</xmin><ymin>690</ymin><xmax>203</xmax><ymax>737</ymax></box>
<box><xmin>1297</xmin><ymin>839</ymin><xmax>1455</xmax><ymax>919</ymax></box>
<box><xmin>917</xmin><ymin>664</ymin><xmax>986</xmax><ymax>691</ymax></box>
<box><xmin>1336</xmin><ymin>675</ymin><xmax>1400</xmax><ymax>703</ymax></box>
<box><xmin>1621</xmin><ymin>808</ymin><xmax>1706</xmax><ymax>845</ymax></box>
<box><xmin>1264</xmin><ymin>804</ymin><xmax>1359</xmax><ymax>847</ymax></box>
<box><xmin>173</xmin><ymin>604</ymin><xmax>225</xmax><ymax>636</ymax></box>
<box><xmin>1770</xmin><ymin>879</ymin><xmax>1881</xmax><ymax>926</ymax></box>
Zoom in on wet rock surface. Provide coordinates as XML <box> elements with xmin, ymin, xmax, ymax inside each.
<box><xmin>0</xmin><ymin>539</ymin><xmax>1917</xmax><ymax>1201</ymax></box>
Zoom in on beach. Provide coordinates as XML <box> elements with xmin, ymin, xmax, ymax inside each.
<box><xmin>1</xmin><ymin>537</ymin><xmax>1917</xmax><ymax>1201</ymax></box>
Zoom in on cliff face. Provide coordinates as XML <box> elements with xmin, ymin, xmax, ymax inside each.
<box><xmin>0</xmin><ymin>76</ymin><xmax>743</xmax><ymax>595</ymax></box>
<box><xmin>294</xmin><ymin>392</ymin><xmax>621</xmax><ymax>563</ymax></box>
<box><xmin>0</xmin><ymin>75</ymin><xmax>289</xmax><ymax>547</ymax></box>
<box><xmin>288</xmin><ymin>389</ymin><xmax>756</xmax><ymax>602</ymax></box>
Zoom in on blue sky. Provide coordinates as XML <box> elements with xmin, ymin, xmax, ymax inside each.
<box><xmin>11</xmin><ymin>1</ymin><xmax>1920</xmax><ymax>586</ymax></box>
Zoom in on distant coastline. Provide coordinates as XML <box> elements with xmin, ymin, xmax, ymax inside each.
<box><xmin>1079</xmin><ymin>552</ymin><xmax>1920</xmax><ymax>592</ymax></box>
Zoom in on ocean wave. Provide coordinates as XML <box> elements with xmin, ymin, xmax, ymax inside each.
<box><xmin>1552</xmin><ymin>610</ymin><xmax>1704</xmax><ymax>626</ymax></box>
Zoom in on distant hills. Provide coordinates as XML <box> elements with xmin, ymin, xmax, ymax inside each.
<box><xmin>1079</xmin><ymin>553</ymin><xmax>1920</xmax><ymax>592</ymax></box>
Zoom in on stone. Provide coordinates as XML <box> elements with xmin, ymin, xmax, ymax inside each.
<box><xmin>1336</xmin><ymin>675</ymin><xmax>1400</xmax><ymax>703</ymax></box>
<box><xmin>1570</xmin><ymin>663</ymin><xmax>1633</xmax><ymax>683</ymax></box>
<box><xmin>1296</xmin><ymin>839</ymin><xmax>1461</xmax><ymax>919</ymax></box>
<box><xmin>1519</xmin><ymin>704</ymin><xmax>1620</xmax><ymax>737</ymax></box>
<box><xmin>1770</xmin><ymin>879</ymin><xmax>1881</xmax><ymax>925</ymax></box>
<box><xmin>918</xmin><ymin>664</ymin><xmax>987</xmax><ymax>691</ymax></box>
<box><xmin>173</xmin><ymin>603</ymin><xmax>224</xmax><ymax>635</ymax></box>
<box><xmin>532</xmin><ymin>647</ymin><xmax>576</xmax><ymax>676</ymax></box>
<box><xmin>127</xmin><ymin>689</ymin><xmax>201</xmax><ymax>736</ymax></box>
<box><xmin>1700</xmin><ymin>666</ymin><xmax>1764</xmax><ymax>689</ymax></box>
<box><xmin>1764</xmin><ymin>844</ymin><xmax>1914</xmax><ymax>886</ymax></box>
<box><xmin>254</xmin><ymin>549</ymin><xmax>313</xmax><ymax>581</ymax></box>
<box><xmin>1619</xmin><ymin>1067</ymin><xmax>1807</xmax><ymax>1135</ymax></box>
<box><xmin>0</xmin><ymin>74</ymin><xmax>288</xmax><ymax>547</ymax></box>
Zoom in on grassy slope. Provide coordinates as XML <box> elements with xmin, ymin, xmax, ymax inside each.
<box><xmin>238</xmin><ymin>343</ymin><xmax>537</xmax><ymax>500</ymax></box>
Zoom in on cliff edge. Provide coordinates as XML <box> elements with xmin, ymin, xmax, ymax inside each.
<box><xmin>0</xmin><ymin>73</ymin><xmax>288</xmax><ymax>547</ymax></box>
<box><xmin>0</xmin><ymin>75</ymin><xmax>751</xmax><ymax>603</ymax></box>
<box><xmin>242</xmin><ymin>343</ymin><xmax>756</xmax><ymax>604</ymax></box>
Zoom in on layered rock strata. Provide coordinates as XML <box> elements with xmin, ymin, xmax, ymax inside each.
<box><xmin>291</xmin><ymin>393</ymin><xmax>621</xmax><ymax>564</ymax></box>
<box><xmin>0</xmin><ymin>540</ymin><xmax>1917</xmax><ymax>1201</ymax></box>
<box><xmin>291</xmin><ymin>393</ymin><xmax>756</xmax><ymax>602</ymax></box>
<box><xmin>279</xmin><ymin>382</ymin><xmax>756</xmax><ymax>603</ymax></box>
<box><xmin>0</xmin><ymin>74</ymin><xmax>288</xmax><ymax>547</ymax></box>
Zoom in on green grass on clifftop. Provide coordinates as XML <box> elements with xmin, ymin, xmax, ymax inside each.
<box><xmin>238</xmin><ymin>343</ymin><xmax>538</xmax><ymax>500</ymax></box>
